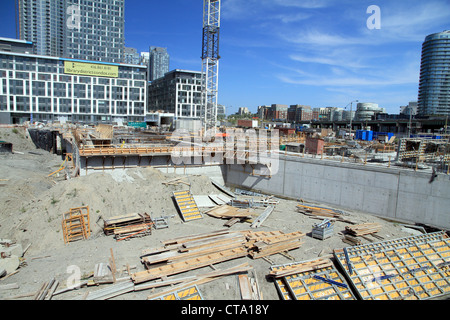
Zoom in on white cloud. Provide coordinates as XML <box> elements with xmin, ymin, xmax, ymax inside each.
<box><xmin>266</xmin><ymin>0</ymin><xmax>330</xmax><ymax>9</ymax></box>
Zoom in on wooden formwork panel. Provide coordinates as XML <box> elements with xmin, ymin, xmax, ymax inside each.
<box><xmin>334</xmin><ymin>231</ymin><xmax>450</xmax><ymax>300</ymax></box>
<box><xmin>271</xmin><ymin>259</ymin><xmax>356</xmax><ymax>301</ymax></box>
<box><xmin>152</xmin><ymin>285</ymin><xmax>203</xmax><ymax>301</ymax></box>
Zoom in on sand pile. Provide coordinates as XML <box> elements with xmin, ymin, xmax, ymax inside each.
<box><xmin>0</xmin><ymin>127</ymin><xmax>37</xmax><ymax>151</ymax></box>
<box><xmin>7</xmin><ymin>167</ymin><xmax>220</xmax><ymax>255</ymax></box>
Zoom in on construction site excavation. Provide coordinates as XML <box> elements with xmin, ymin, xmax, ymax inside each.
<box><xmin>0</xmin><ymin>122</ymin><xmax>449</xmax><ymax>303</ymax></box>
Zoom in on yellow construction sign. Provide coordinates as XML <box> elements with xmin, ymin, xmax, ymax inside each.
<box><xmin>64</xmin><ymin>61</ymin><xmax>119</xmax><ymax>78</ymax></box>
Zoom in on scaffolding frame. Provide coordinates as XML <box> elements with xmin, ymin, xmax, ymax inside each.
<box><xmin>62</xmin><ymin>206</ymin><xmax>91</xmax><ymax>244</ymax></box>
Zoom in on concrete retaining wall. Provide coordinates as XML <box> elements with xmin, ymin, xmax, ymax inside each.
<box><xmin>226</xmin><ymin>156</ymin><xmax>450</xmax><ymax>230</ymax></box>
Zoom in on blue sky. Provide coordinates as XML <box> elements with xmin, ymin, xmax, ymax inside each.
<box><xmin>1</xmin><ymin>0</ymin><xmax>449</xmax><ymax>115</ymax></box>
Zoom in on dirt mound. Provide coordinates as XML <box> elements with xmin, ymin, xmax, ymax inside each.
<box><xmin>0</xmin><ymin>127</ymin><xmax>37</xmax><ymax>151</ymax></box>
<box><xmin>8</xmin><ymin>167</ymin><xmax>220</xmax><ymax>255</ymax></box>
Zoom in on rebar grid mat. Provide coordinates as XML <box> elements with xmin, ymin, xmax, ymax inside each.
<box><xmin>334</xmin><ymin>231</ymin><xmax>450</xmax><ymax>300</ymax></box>
<box><xmin>271</xmin><ymin>260</ymin><xmax>356</xmax><ymax>301</ymax></box>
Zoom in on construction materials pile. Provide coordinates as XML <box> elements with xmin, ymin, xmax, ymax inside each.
<box><xmin>103</xmin><ymin>213</ymin><xmax>153</xmax><ymax>241</ymax></box>
<box><xmin>297</xmin><ymin>204</ymin><xmax>353</xmax><ymax>223</ymax></box>
<box><xmin>132</xmin><ymin>229</ymin><xmax>305</xmax><ymax>285</ymax></box>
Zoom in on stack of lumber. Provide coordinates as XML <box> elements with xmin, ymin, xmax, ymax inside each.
<box><xmin>246</xmin><ymin>230</ymin><xmax>305</xmax><ymax>259</ymax></box>
<box><xmin>132</xmin><ymin>229</ymin><xmax>306</xmax><ymax>284</ymax></box>
<box><xmin>133</xmin><ymin>230</ymin><xmax>249</xmax><ymax>284</ymax></box>
<box><xmin>342</xmin><ymin>234</ymin><xmax>363</xmax><ymax>246</ymax></box>
<box><xmin>268</xmin><ymin>258</ymin><xmax>333</xmax><ymax>278</ymax></box>
<box><xmin>103</xmin><ymin>213</ymin><xmax>153</xmax><ymax>240</ymax></box>
<box><xmin>345</xmin><ymin>223</ymin><xmax>381</xmax><ymax>236</ymax></box>
<box><xmin>297</xmin><ymin>204</ymin><xmax>353</xmax><ymax>223</ymax></box>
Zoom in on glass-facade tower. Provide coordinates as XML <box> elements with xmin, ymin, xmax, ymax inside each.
<box><xmin>18</xmin><ymin>0</ymin><xmax>66</xmax><ymax>57</ymax></box>
<box><xmin>418</xmin><ymin>30</ymin><xmax>450</xmax><ymax>116</ymax></box>
<box><xmin>18</xmin><ymin>0</ymin><xmax>125</xmax><ymax>63</ymax></box>
<box><xmin>149</xmin><ymin>47</ymin><xmax>170</xmax><ymax>81</ymax></box>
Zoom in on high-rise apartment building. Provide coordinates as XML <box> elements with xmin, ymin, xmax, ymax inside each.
<box><xmin>418</xmin><ymin>30</ymin><xmax>450</xmax><ymax>116</ymax></box>
<box><xmin>149</xmin><ymin>47</ymin><xmax>170</xmax><ymax>81</ymax></box>
<box><xmin>148</xmin><ymin>69</ymin><xmax>202</xmax><ymax>119</ymax></box>
<box><xmin>18</xmin><ymin>0</ymin><xmax>66</xmax><ymax>57</ymax></box>
<box><xmin>123</xmin><ymin>47</ymin><xmax>140</xmax><ymax>65</ymax></box>
<box><xmin>18</xmin><ymin>0</ymin><xmax>125</xmax><ymax>63</ymax></box>
<box><xmin>65</xmin><ymin>0</ymin><xmax>125</xmax><ymax>63</ymax></box>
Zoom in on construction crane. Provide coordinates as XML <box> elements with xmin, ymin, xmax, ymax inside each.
<box><xmin>201</xmin><ymin>0</ymin><xmax>221</xmax><ymax>135</ymax></box>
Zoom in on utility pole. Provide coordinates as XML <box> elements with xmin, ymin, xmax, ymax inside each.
<box><xmin>201</xmin><ymin>0</ymin><xmax>221</xmax><ymax>135</ymax></box>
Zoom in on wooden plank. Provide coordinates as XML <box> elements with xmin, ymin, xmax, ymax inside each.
<box><xmin>132</xmin><ymin>247</ymin><xmax>249</xmax><ymax>284</ymax></box>
<box><xmin>345</xmin><ymin>223</ymin><xmax>381</xmax><ymax>236</ymax></box>
<box><xmin>93</xmin><ymin>263</ymin><xmax>114</xmax><ymax>284</ymax></box>
<box><xmin>143</xmin><ymin>237</ymin><xmax>246</xmax><ymax>266</ymax></box>
<box><xmin>238</xmin><ymin>274</ymin><xmax>253</xmax><ymax>300</ymax></box>
<box><xmin>145</xmin><ymin>263</ymin><xmax>253</xmax><ymax>300</ymax></box>
<box><xmin>250</xmin><ymin>240</ymin><xmax>303</xmax><ymax>259</ymax></box>
<box><xmin>161</xmin><ymin>229</ymin><xmax>234</xmax><ymax>246</ymax></box>
<box><xmin>269</xmin><ymin>259</ymin><xmax>333</xmax><ymax>278</ymax></box>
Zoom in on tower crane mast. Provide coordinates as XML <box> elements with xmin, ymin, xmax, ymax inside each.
<box><xmin>201</xmin><ymin>0</ymin><xmax>221</xmax><ymax>134</ymax></box>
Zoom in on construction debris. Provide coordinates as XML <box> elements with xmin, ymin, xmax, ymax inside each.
<box><xmin>345</xmin><ymin>223</ymin><xmax>382</xmax><ymax>237</ymax></box>
<box><xmin>103</xmin><ymin>213</ymin><xmax>154</xmax><ymax>241</ymax></box>
<box><xmin>93</xmin><ymin>263</ymin><xmax>114</xmax><ymax>285</ymax></box>
<box><xmin>250</xmin><ymin>206</ymin><xmax>274</xmax><ymax>229</ymax></box>
<box><xmin>297</xmin><ymin>204</ymin><xmax>353</xmax><ymax>223</ymax></box>
<box><xmin>205</xmin><ymin>205</ymin><xmax>254</xmax><ymax>218</ymax></box>
<box><xmin>247</xmin><ymin>230</ymin><xmax>305</xmax><ymax>259</ymax></box>
<box><xmin>342</xmin><ymin>234</ymin><xmax>363</xmax><ymax>246</ymax></box>
<box><xmin>132</xmin><ymin>229</ymin><xmax>306</xmax><ymax>284</ymax></box>
<box><xmin>145</xmin><ymin>263</ymin><xmax>253</xmax><ymax>300</ymax></box>
<box><xmin>34</xmin><ymin>278</ymin><xmax>59</xmax><ymax>300</ymax></box>
<box><xmin>103</xmin><ymin>213</ymin><xmax>152</xmax><ymax>235</ymax></box>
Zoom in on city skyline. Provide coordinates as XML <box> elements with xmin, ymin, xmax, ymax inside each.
<box><xmin>1</xmin><ymin>0</ymin><xmax>449</xmax><ymax>115</ymax></box>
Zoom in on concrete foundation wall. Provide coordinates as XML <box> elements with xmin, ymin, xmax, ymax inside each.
<box><xmin>78</xmin><ymin>153</ymin><xmax>227</xmax><ymax>185</ymax></box>
<box><xmin>226</xmin><ymin>156</ymin><xmax>450</xmax><ymax>230</ymax></box>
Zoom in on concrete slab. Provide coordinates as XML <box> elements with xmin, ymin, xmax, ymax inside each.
<box><xmin>0</xmin><ymin>255</ymin><xmax>20</xmax><ymax>274</ymax></box>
